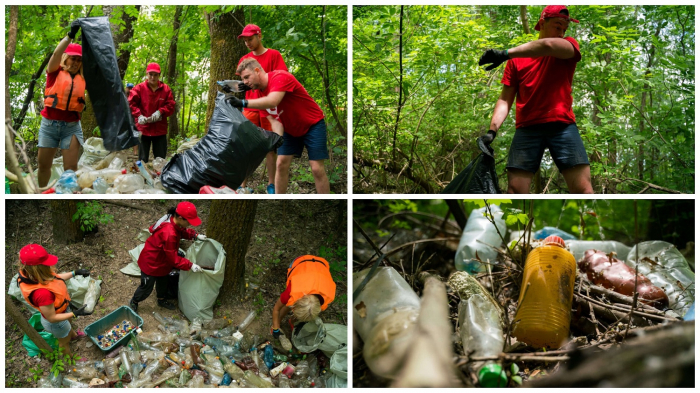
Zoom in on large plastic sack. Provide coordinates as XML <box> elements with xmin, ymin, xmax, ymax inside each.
<box><xmin>455</xmin><ymin>206</ymin><xmax>505</xmax><ymax>273</ymax></box>
<box><xmin>161</xmin><ymin>92</ymin><xmax>283</xmax><ymax>193</ymax></box>
<box><xmin>22</xmin><ymin>313</ymin><xmax>59</xmax><ymax>356</ymax></box>
<box><xmin>179</xmin><ymin>239</ymin><xmax>227</xmax><ymax>321</ymax></box>
<box><xmin>325</xmin><ymin>346</ymin><xmax>348</xmax><ymax>388</ymax></box>
<box><xmin>626</xmin><ymin>241</ymin><xmax>695</xmax><ymax>315</ymax></box>
<box><xmin>292</xmin><ymin>317</ymin><xmax>347</xmax><ymax>358</ymax></box>
<box><xmin>78</xmin><ymin>17</ymin><xmax>139</xmax><ymax>152</ymax></box>
<box><xmin>77</xmin><ymin>137</ymin><xmax>110</xmax><ymax>169</ymax></box>
<box><xmin>8</xmin><ymin>274</ymin><xmax>101</xmax><ymax>312</ymax></box>
<box><xmin>442</xmin><ymin>139</ymin><xmax>500</xmax><ymax>194</ymax></box>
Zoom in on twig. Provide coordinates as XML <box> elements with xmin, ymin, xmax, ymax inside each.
<box><xmin>103</xmin><ymin>200</ymin><xmax>151</xmax><ymax>211</ymax></box>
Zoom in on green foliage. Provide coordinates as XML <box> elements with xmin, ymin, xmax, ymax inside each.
<box><xmin>41</xmin><ymin>346</ymin><xmax>80</xmax><ymax>377</ymax></box>
<box><xmin>27</xmin><ymin>366</ymin><xmax>43</xmax><ymax>383</ymax></box>
<box><xmin>317</xmin><ymin>244</ymin><xmax>346</xmax><ymax>282</ymax></box>
<box><xmin>254</xmin><ymin>292</ymin><xmax>266</xmax><ymax>315</ymax></box>
<box><xmin>71</xmin><ymin>201</ymin><xmax>114</xmax><ymax>232</ymax></box>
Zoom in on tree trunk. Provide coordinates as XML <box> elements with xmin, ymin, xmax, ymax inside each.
<box><xmin>102</xmin><ymin>5</ymin><xmax>141</xmax><ymax>79</ymax></box>
<box><xmin>207</xmin><ymin>200</ymin><xmax>257</xmax><ymax>300</ymax></box>
<box><xmin>166</xmin><ymin>5</ymin><xmax>184</xmax><ymax>140</ymax></box>
<box><xmin>205</xmin><ymin>8</ymin><xmax>247</xmax><ymax>132</ymax></box>
<box><xmin>320</xmin><ymin>6</ymin><xmax>346</xmax><ymax>137</ymax></box>
<box><xmin>6</xmin><ymin>294</ymin><xmax>53</xmax><ymax>353</ymax></box>
<box><xmin>12</xmin><ymin>52</ymin><xmax>51</xmax><ymax>131</ymax></box>
<box><xmin>5</xmin><ymin>5</ymin><xmax>19</xmax><ymax>121</ymax></box>
<box><xmin>50</xmin><ymin>201</ymin><xmax>84</xmax><ymax>244</ymax></box>
<box><xmin>519</xmin><ymin>5</ymin><xmax>531</xmax><ymax>34</ymax></box>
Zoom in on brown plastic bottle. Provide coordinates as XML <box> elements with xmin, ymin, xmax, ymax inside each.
<box><xmin>512</xmin><ymin>235</ymin><xmax>576</xmax><ymax>349</ymax></box>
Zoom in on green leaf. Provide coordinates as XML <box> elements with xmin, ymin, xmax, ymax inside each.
<box><xmin>512</xmin><ymin>375</ymin><xmax>522</xmax><ymax>385</ymax></box>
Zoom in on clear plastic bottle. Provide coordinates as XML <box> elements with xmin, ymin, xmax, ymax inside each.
<box><xmin>224</xmin><ymin>361</ymin><xmax>247</xmax><ymax>381</ymax></box>
<box><xmin>566</xmin><ymin>240</ymin><xmax>632</xmax><ymax>261</ymax></box>
<box><xmin>83</xmin><ymin>279</ymin><xmax>100</xmax><ymax>313</ymax></box>
<box><xmin>152</xmin><ymin>157</ymin><xmax>167</xmax><ymax>173</ymax></box>
<box><xmin>70</xmin><ymin>362</ymin><xmax>99</xmax><ymax>380</ymax></box>
<box><xmin>353</xmin><ymin>266</ymin><xmax>420</xmax><ymax>378</ymax></box>
<box><xmin>279</xmin><ymin>334</ymin><xmax>292</xmax><ymax>352</ymax></box>
<box><xmin>448</xmin><ymin>271</ymin><xmax>507</xmax><ymax>387</ymax></box>
<box><xmin>626</xmin><ymin>241</ymin><xmax>695</xmax><ymax>315</ymax></box>
<box><xmin>55</xmin><ymin>170</ymin><xmax>81</xmax><ymax>194</ymax></box>
<box><xmin>105</xmin><ymin>187</ymin><xmax>119</xmax><ymax>194</ymax></box>
<box><xmin>113</xmin><ymin>174</ymin><xmax>145</xmax><ymax>193</ymax></box>
<box><xmin>278</xmin><ymin>376</ymin><xmax>291</xmax><ymax>388</ymax></box>
<box><xmin>78</xmin><ymin>169</ymin><xmax>122</xmax><ymax>189</ymax></box>
<box><xmin>513</xmin><ymin>235</ymin><xmax>576</xmax><ymax>349</ymax></box>
<box><xmin>81</xmin><ymin>187</ymin><xmax>96</xmax><ymax>194</ymax></box>
<box><xmin>238</xmin><ymin>311</ymin><xmax>256</xmax><ymax>332</ymax></box>
<box><xmin>202</xmin><ymin>364</ymin><xmax>225</xmax><ymax>385</ymax></box>
<box><xmin>294</xmin><ymin>359</ymin><xmax>310</xmax><ymax>379</ymax></box>
<box><xmin>62</xmin><ymin>376</ymin><xmax>89</xmax><ymax>388</ymax></box>
<box><xmin>243</xmin><ymin>370</ymin><xmax>274</xmax><ymax>388</ymax></box>
<box><xmin>455</xmin><ymin>205</ymin><xmax>506</xmax><ymax>273</ymax></box>
<box><xmin>92</xmin><ymin>177</ymin><xmax>108</xmax><ymax>193</ymax></box>
<box><xmin>186</xmin><ymin>374</ymin><xmax>205</xmax><ymax>388</ymax></box>
<box><xmin>103</xmin><ymin>357</ymin><xmax>121</xmax><ymax>381</ymax></box>
<box><xmin>120</xmin><ymin>350</ymin><xmax>132</xmax><ymax>378</ymax></box>
<box><xmin>307</xmin><ymin>353</ymin><xmax>318</xmax><ymax>377</ymax></box>
<box><xmin>312</xmin><ymin>375</ymin><xmax>326</xmax><ymax>388</ymax></box>
<box><xmin>135</xmin><ymin>160</ymin><xmax>154</xmax><ymax>186</ymax></box>
<box><xmin>190</xmin><ymin>317</ymin><xmax>203</xmax><ymax>337</ymax></box>
<box><xmin>203</xmin><ymin>337</ymin><xmax>237</xmax><ymax>357</ymax></box>
<box><xmin>107</xmin><ymin>153</ymin><xmax>126</xmax><ymax>170</ymax></box>
<box><xmin>204</xmin><ymin>318</ymin><xmax>228</xmax><ymax>330</ymax></box>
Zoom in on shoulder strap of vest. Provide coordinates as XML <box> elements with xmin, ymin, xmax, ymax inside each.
<box><xmin>17</xmin><ymin>271</ymin><xmax>38</xmax><ymax>285</ymax></box>
<box><xmin>286</xmin><ymin>257</ymin><xmax>328</xmax><ymax>280</ymax></box>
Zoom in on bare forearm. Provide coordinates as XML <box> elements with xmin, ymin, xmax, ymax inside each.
<box><xmin>47</xmin><ymin>37</ymin><xmax>72</xmax><ymax>73</ymax></box>
<box><xmin>489</xmin><ymin>98</ymin><xmax>511</xmax><ymax>132</ymax></box>
<box><xmin>507</xmin><ymin>38</ymin><xmax>574</xmax><ymax>59</ymax></box>
<box><xmin>56</xmin><ymin>272</ymin><xmax>74</xmax><ymax>281</ymax></box>
<box><xmin>272</xmin><ymin>300</ymin><xmax>283</xmax><ymax>329</ymax></box>
<box><xmin>246</xmin><ymin>96</ymin><xmax>281</xmax><ymax>110</ymax></box>
<box><xmin>46</xmin><ymin>312</ymin><xmax>75</xmax><ymax>323</ymax></box>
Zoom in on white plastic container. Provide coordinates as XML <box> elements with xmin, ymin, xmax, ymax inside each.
<box><xmin>113</xmin><ymin>174</ymin><xmax>145</xmax><ymax>193</ymax></box>
<box><xmin>455</xmin><ymin>206</ymin><xmax>506</xmax><ymax>273</ymax></box>
<box><xmin>78</xmin><ymin>169</ymin><xmax>122</xmax><ymax>189</ymax></box>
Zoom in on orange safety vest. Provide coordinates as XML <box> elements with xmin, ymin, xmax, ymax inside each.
<box><xmin>286</xmin><ymin>255</ymin><xmax>336</xmax><ymax>311</ymax></box>
<box><xmin>17</xmin><ymin>271</ymin><xmax>71</xmax><ymax>314</ymax></box>
<box><xmin>44</xmin><ymin>70</ymin><xmax>86</xmax><ymax>112</ymax></box>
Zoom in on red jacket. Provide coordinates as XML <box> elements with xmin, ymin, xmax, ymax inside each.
<box><xmin>138</xmin><ymin>216</ymin><xmax>196</xmax><ymax>276</ymax></box>
<box><xmin>128</xmin><ymin>81</ymin><xmax>176</xmax><ymax>137</ymax></box>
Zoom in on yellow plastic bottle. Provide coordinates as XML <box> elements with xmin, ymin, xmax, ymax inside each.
<box><xmin>512</xmin><ymin>235</ymin><xmax>576</xmax><ymax>349</ymax></box>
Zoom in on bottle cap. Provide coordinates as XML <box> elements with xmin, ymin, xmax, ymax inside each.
<box><xmin>543</xmin><ymin>235</ymin><xmax>566</xmax><ymax>248</ymax></box>
<box><xmin>478</xmin><ymin>364</ymin><xmax>507</xmax><ymax>387</ymax></box>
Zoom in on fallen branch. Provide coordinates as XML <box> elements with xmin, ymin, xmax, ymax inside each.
<box><xmin>612</xmin><ymin>177</ymin><xmax>683</xmax><ymax>194</ymax></box>
<box><xmin>103</xmin><ymin>200</ymin><xmax>151</xmax><ymax>211</ymax></box>
<box><xmin>354</xmin><ymin>153</ymin><xmax>435</xmax><ymax>193</ymax></box>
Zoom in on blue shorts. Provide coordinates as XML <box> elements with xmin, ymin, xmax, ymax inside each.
<box><xmin>278</xmin><ymin>119</ymin><xmax>329</xmax><ymax>161</ymax></box>
<box><xmin>38</xmin><ymin>117</ymin><xmax>84</xmax><ymax>150</ymax></box>
<box><xmin>506</xmin><ymin>122</ymin><xmax>589</xmax><ymax>173</ymax></box>
<box><xmin>40</xmin><ymin>312</ymin><xmax>72</xmax><ymax>339</ymax></box>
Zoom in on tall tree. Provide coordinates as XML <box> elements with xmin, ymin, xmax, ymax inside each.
<box><xmin>50</xmin><ymin>201</ymin><xmax>84</xmax><ymax>244</ymax></box>
<box><xmin>166</xmin><ymin>5</ymin><xmax>184</xmax><ymax>140</ymax></box>
<box><xmin>207</xmin><ymin>200</ymin><xmax>257</xmax><ymax>300</ymax></box>
<box><xmin>5</xmin><ymin>6</ymin><xmax>19</xmax><ymax>121</ymax></box>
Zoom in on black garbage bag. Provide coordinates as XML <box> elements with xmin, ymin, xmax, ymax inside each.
<box><xmin>161</xmin><ymin>92</ymin><xmax>283</xmax><ymax>194</ymax></box>
<box><xmin>79</xmin><ymin>17</ymin><xmax>139</xmax><ymax>152</ymax></box>
<box><xmin>441</xmin><ymin>139</ymin><xmax>501</xmax><ymax>194</ymax></box>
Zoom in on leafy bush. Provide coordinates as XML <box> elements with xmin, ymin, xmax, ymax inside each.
<box><xmin>71</xmin><ymin>201</ymin><xmax>114</xmax><ymax>232</ymax></box>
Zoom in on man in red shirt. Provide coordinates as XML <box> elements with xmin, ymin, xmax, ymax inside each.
<box><xmin>228</xmin><ymin>59</ymin><xmax>330</xmax><ymax>194</ymax></box>
<box><xmin>478</xmin><ymin>5</ymin><xmax>593</xmax><ymax>194</ymax></box>
<box><xmin>128</xmin><ymin>63</ymin><xmax>175</xmax><ymax>163</ymax></box>
<box><xmin>236</xmin><ymin>24</ymin><xmax>288</xmax><ymax>194</ymax></box>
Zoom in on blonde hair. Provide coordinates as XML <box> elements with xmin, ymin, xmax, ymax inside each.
<box><xmin>20</xmin><ymin>265</ymin><xmax>55</xmax><ymax>285</ymax></box>
<box><xmin>60</xmin><ymin>53</ymin><xmax>84</xmax><ymax>77</ymax></box>
<box><xmin>236</xmin><ymin>58</ymin><xmax>262</xmax><ymax>75</ymax></box>
<box><xmin>292</xmin><ymin>295</ymin><xmax>322</xmax><ymax>322</ymax></box>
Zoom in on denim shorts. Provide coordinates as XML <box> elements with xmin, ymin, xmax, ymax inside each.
<box><xmin>38</xmin><ymin>117</ymin><xmax>84</xmax><ymax>150</ymax></box>
<box><xmin>278</xmin><ymin>119</ymin><xmax>329</xmax><ymax>161</ymax></box>
<box><xmin>506</xmin><ymin>122</ymin><xmax>589</xmax><ymax>173</ymax></box>
<box><xmin>40</xmin><ymin>313</ymin><xmax>72</xmax><ymax>339</ymax></box>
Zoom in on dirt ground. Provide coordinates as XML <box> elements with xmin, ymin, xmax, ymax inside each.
<box><xmin>4</xmin><ymin>199</ymin><xmax>347</xmax><ymax>387</ymax></box>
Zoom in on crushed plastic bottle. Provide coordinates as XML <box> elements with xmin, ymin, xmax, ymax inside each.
<box><xmin>92</xmin><ymin>177</ymin><xmax>108</xmax><ymax>193</ymax></box>
<box><xmin>107</xmin><ymin>152</ymin><xmax>127</xmax><ymax>170</ymax></box>
<box><xmin>270</xmin><ymin>362</ymin><xmax>287</xmax><ymax>378</ymax></box>
<box><xmin>55</xmin><ymin>170</ymin><xmax>81</xmax><ymax>194</ymax></box>
<box><xmin>204</xmin><ymin>318</ymin><xmax>229</xmax><ymax>330</ymax></box>
<box><xmin>70</xmin><ymin>362</ymin><xmax>99</xmax><ymax>380</ymax></box>
<box><xmin>203</xmin><ymin>337</ymin><xmax>237</xmax><ymax>357</ymax></box>
<box><xmin>566</xmin><ymin>240</ymin><xmax>632</xmax><ymax>261</ymax></box>
<box><xmin>224</xmin><ymin>361</ymin><xmax>247</xmax><ymax>381</ymax></box>
<box><xmin>353</xmin><ymin>266</ymin><xmax>420</xmax><ymax>378</ymax></box>
<box><xmin>103</xmin><ymin>357</ymin><xmax>121</xmax><ymax>381</ymax></box>
<box><xmin>278</xmin><ymin>376</ymin><xmax>291</xmax><ymax>388</ymax></box>
<box><xmin>202</xmin><ymin>364</ymin><xmax>225</xmax><ymax>385</ymax></box>
<box><xmin>113</xmin><ymin>174</ymin><xmax>145</xmax><ymax>193</ymax></box>
<box><xmin>221</xmin><ymin>372</ymin><xmax>233</xmax><ymax>386</ymax></box>
<box><xmin>282</xmin><ymin>363</ymin><xmax>296</xmax><ymax>379</ymax></box>
<box><xmin>455</xmin><ymin>205</ymin><xmax>506</xmax><ymax>273</ymax></box>
<box><xmin>513</xmin><ymin>235</ymin><xmax>576</xmax><ymax>349</ymax></box>
<box><xmin>138</xmin><ymin>331</ymin><xmax>177</xmax><ymax>344</ymax></box>
<box><xmin>81</xmin><ymin>187</ymin><xmax>96</xmax><ymax>194</ymax></box>
<box><xmin>263</xmin><ymin>344</ymin><xmax>275</xmax><ymax>369</ymax></box>
<box><xmin>294</xmin><ymin>359</ymin><xmax>310</xmax><ymax>379</ymax></box>
<box><xmin>238</xmin><ymin>310</ymin><xmax>256</xmax><ymax>331</ymax></box>
<box><xmin>83</xmin><ymin>279</ymin><xmax>100</xmax><ymax>313</ymax></box>
<box><xmin>307</xmin><ymin>353</ymin><xmax>318</xmax><ymax>377</ymax></box>
<box><xmin>579</xmin><ymin>250</ymin><xmax>668</xmax><ymax>308</ymax></box>
<box><xmin>312</xmin><ymin>375</ymin><xmax>326</xmax><ymax>388</ymax></box>
<box><xmin>105</xmin><ymin>187</ymin><xmax>119</xmax><ymax>194</ymax></box>
<box><xmin>135</xmin><ymin>160</ymin><xmax>154</xmax><ymax>186</ymax></box>
<box><xmin>78</xmin><ymin>169</ymin><xmax>122</xmax><ymax>188</ymax></box>
<box><xmin>120</xmin><ymin>350</ymin><xmax>132</xmax><ymax>378</ymax></box>
<box><xmin>190</xmin><ymin>317</ymin><xmax>203</xmax><ymax>337</ymax></box>
<box><xmin>243</xmin><ymin>370</ymin><xmax>274</xmax><ymax>388</ymax></box>
<box><xmin>279</xmin><ymin>334</ymin><xmax>293</xmax><ymax>352</ymax></box>
<box><xmin>448</xmin><ymin>272</ymin><xmax>507</xmax><ymax>387</ymax></box>
<box><xmin>626</xmin><ymin>241</ymin><xmax>695</xmax><ymax>315</ymax></box>
<box><xmin>186</xmin><ymin>374</ymin><xmax>205</xmax><ymax>388</ymax></box>
<box><xmin>62</xmin><ymin>376</ymin><xmax>89</xmax><ymax>388</ymax></box>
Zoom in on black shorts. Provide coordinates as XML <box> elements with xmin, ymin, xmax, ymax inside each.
<box><xmin>506</xmin><ymin>122</ymin><xmax>589</xmax><ymax>173</ymax></box>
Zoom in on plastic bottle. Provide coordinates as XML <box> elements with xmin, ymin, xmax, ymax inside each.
<box><xmin>204</xmin><ymin>337</ymin><xmax>237</xmax><ymax>357</ymax></box>
<box><xmin>221</xmin><ymin>372</ymin><xmax>233</xmax><ymax>386</ymax></box>
<box><xmin>78</xmin><ymin>169</ymin><xmax>122</xmax><ymax>188</ymax></box>
<box><xmin>294</xmin><ymin>359</ymin><xmax>310</xmax><ymax>379</ymax></box>
<box><xmin>238</xmin><ymin>311</ymin><xmax>256</xmax><ymax>331</ymax></box>
<box><xmin>279</xmin><ymin>334</ymin><xmax>293</xmax><ymax>352</ymax></box>
<box><xmin>243</xmin><ymin>370</ymin><xmax>274</xmax><ymax>388</ymax></box>
<box><xmin>81</xmin><ymin>187</ymin><xmax>96</xmax><ymax>194</ymax></box>
<box><xmin>55</xmin><ymin>170</ymin><xmax>81</xmax><ymax>194</ymax></box>
<box><xmin>241</xmin><ymin>356</ymin><xmax>259</xmax><ymax>374</ymax></box>
<box><xmin>70</xmin><ymin>362</ymin><xmax>99</xmax><ymax>380</ymax></box>
<box><xmin>307</xmin><ymin>353</ymin><xmax>318</xmax><ymax>377</ymax></box>
<box><xmin>278</xmin><ymin>376</ymin><xmax>291</xmax><ymax>388</ymax></box>
<box><xmin>107</xmin><ymin>153</ymin><xmax>126</xmax><ymax>170</ymax></box>
<box><xmin>105</xmin><ymin>187</ymin><xmax>119</xmax><ymax>194</ymax></box>
<box><xmin>92</xmin><ymin>177</ymin><xmax>108</xmax><ymax>194</ymax></box>
<box><xmin>204</xmin><ymin>318</ymin><xmax>229</xmax><ymax>330</ymax></box>
<box><xmin>135</xmin><ymin>160</ymin><xmax>154</xmax><ymax>186</ymax></box>
<box><xmin>62</xmin><ymin>376</ymin><xmax>89</xmax><ymax>388</ymax></box>
<box><xmin>103</xmin><ymin>357</ymin><xmax>121</xmax><ymax>381</ymax></box>
<box><xmin>186</xmin><ymin>374</ymin><xmax>205</xmax><ymax>388</ymax></box>
<box><xmin>113</xmin><ymin>174</ymin><xmax>145</xmax><ymax>193</ymax></box>
<box><xmin>312</xmin><ymin>375</ymin><xmax>326</xmax><ymax>388</ymax></box>
<box><xmin>626</xmin><ymin>241</ymin><xmax>695</xmax><ymax>316</ymax></box>
<box><xmin>273</xmin><ymin>353</ymin><xmax>288</xmax><ymax>362</ymax></box>
<box><xmin>202</xmin><ymin>364</ymin><xmax>224</xmax><ymax>385</ymax></box>
<box><xmin>512</xmin><ymin>235</ymin><xmax>576</xmax><ymax>349</ymax></box>
<box><xmin>152</xmin><ymin>157</ymin><xmax>167</xmax><ymax>173</ymax></box>
<box><xmin>353</xmin><ymin>266</ymin><xmax>421</xmax><ymax>378</ymax></box>
<box><xmin>120</xmin><ymin>350</ymin><xmax>132</xmax><ymax>378</ymax></box>
<box><xmin>270</xmin><ymin>362</ymin><xmax>287</xmax><ymax>377</ymax></box>
<box><xmin>190</xmin><ymin>317</ymin><xmax>203</xmax><ymax>337</ymax></box>
<box><xmin>579</xmin><ymin>250</ymin><xmax>669</xmax><ymax>308</ymax></box>
<box><xmin>83</xmin><ymin>279</ymin><xmax>100</xmax><ymax>313</ymax></box>
<box><xmin>566</xmin><ymin>240</ymin><xmax>632</xmax><ymax>261</ymax></box>
<box><xmin>282</xmin><ymin>363</ymin><xmax>296</xmax><ymax>379</ymax></box>
<box><xmin>224</xmin><ymin>361</ymin><xmax>247</xmax><ymax>381</ymax></box>
<box><xmin>684</xmin><ymin>302</ymin><xmax>695</xmax><ymax>321</ymax></box>
<box><xmin>448</xmin><ymin>271</ymin><xmax>507</xmax><ymax>387</ymax></box>
<box><xmin>105</xmin><ymin>346</ymin><xmax>123</xmax><ymax>359</ymax></box>
<box><xmin>138</xmin><ymin>331</ymin><xmax>177</xmax><ymax>344</ymax></box>
<box><xmin>455</xmin><ymin>205</ymin><xmax>506</xmax><ymax>273</ymax></box>
<box><xmin>533</xmin><ymin>226</ymin><xmax>577</xmax><ymax>241</ymax></box>
<box><xmin>263</xmin><ymin>344</ymin><xmax>275</xmax><ymax>369</ymax></box>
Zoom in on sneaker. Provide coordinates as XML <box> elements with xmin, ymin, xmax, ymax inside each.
<box><xmin>129</xmin><ymin>299</ymin><xmax>138</xmax><ymax>312</ymax></box>
<box><xmin>236</xmin><ymin>186</ymin><xmax>254</xmax><ymax>194</ymax></box>
<box><xmin>157</xmin><ymin>299</ymin><xmax>177</xmax><ymax>310</ymax></box>
<box><xmin>266</xmin><ymin>183</ymin><xmax>275</xmax><ymax>194</ymax></box>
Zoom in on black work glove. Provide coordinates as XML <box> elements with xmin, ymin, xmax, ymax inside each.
<box><xmin>177</xmin><ymin>250</ymin><xmax>185</xmax><ymax>258</ymax></box>
<box><xmin>237</xmin><ymin>83</ymin><xmax>252</xmax><ymax>92</ymax></box>
<box><xmin>226</xmin><ymin>96</ymin><xmax>247</xmax><ymax>109</ymax></box>
<box><xmin>74</xmin><ymin>269</ymin><xmax>91</xmax><ymax>277</ymax></box>
<box><xmin>271</xmin><ymin>328</ymin><xmax>282</xmax><ymax>339</ymax></box>
<box><xmin>70</xmin><ymin>301</ymin><xmax>93</xmax><ymax>316</ymax></box>
<box><xmin>221</xmin><ymin>85</ymin><xmax>233</xmax><ymax>93</ymax></box>
<box><xmin>480</xmin><ymin>130</ymin><xmax>497</xmax><ymax>146</ymax></box>
<box><xmin>479</xmin><ymin>49</ymin><xmax>510</xmax><ymax>71</ymax></box>
<box><xmin>67</xmin><ymin>20</ymin><xmax>81</xmax><ymax>40</ymax></box>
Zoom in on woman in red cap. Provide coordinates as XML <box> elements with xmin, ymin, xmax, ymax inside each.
<box><xmin>128</xmin><ymin>62</ymin><xmax>176</xmax><ymax>163</ymax></box>
<box><xmin>129</xmin><ymin>201</ymin><xmax>206</xmax><ymax>312</ymax></box>
<box><xmin>16</xmin><ymin>244</ymin><xmax>92</xmax><ymax>356</ymax></box>
<box><xmin>37</xmin><ymin>20</ymin><xmax>87</xmax><ymax>188</ymax></box>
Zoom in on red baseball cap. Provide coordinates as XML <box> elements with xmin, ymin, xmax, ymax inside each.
<box><xmin>535</xmin><ymin>5</ymin><xmax>579</xmax><ymax>31</ymax></box>
<box><xmin>19</xmin><ymin>244</ymin><xmax>58</xmax><ymax>266</ymax></box>
<box><xmin>146</xmin><ymin>63</ymin><xmax>161</xmax><ymax>74</ymax></box>
<box><xmin>64</xmin><ymin>43</ymin><xmax>82</xmax><ymax>57</ymax></box>
<box><xmin>176</xmin><ymin>201</ymin><xmax>202</xmax><ymax>226</ymax></box>
<box><xmin>238</xmin><ymin>24</ymin><xmax>261</xmax><ymax>39</ymax></box>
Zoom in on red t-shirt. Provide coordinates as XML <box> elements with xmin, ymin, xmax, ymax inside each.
<box><xmin>238</xmin><ymin>49</ymin><xmax>288</xmax><ymax>118</ymax></box>
<box><xmin>502</xmin><ymin>36</ymin><xmax>581</xmax><ymax>129</ymax></box>
<box><xmin>280</xmin><ymin>282</ymin><xmax>292</xmax><ymax>305</ymax></box>
<box><xmin>28</xmin><ymin>288</ymin><xmax>55</xmax><ymax>318</ymax></box>
<box><xmin>40</xmin><ymin>70</ymin><xmax>81</xmax><ymax>122</ymax></box>
<box><xmin>261</xmin><ymin>70</ymin><xmax>324</xmax><ymax>137</ymax></box>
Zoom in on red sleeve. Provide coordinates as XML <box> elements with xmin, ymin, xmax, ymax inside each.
<box><xmin>129</xmin><ymin>84</ymin><xmax>143</xmax><ymax>118</ymax></box>
<box><xmin>163</xmin><ymin>233</ymin><xmax>193</xmax><ymax>271</ymax></box>
<box><xmin>29</xmin><ymin>289</ymin><xmax>55</xmax><ymax>308</ymax></box>
<box><xmin>183</xmin><ymin>228</ymin><xmax>198</xmax><ymax>241</ymax></box>
<box><xmin>273</xmin><ymin>51</ymin><xmax>288</xmax><ymax>72</ymax></box>
<box><xmin>45</xmin><ymin>70</ymin><xmax>60</xmax><ymax>89</ymax></box>
<box><xmin>158</xmin><ymin>86</ymin><xmax>176</xmax><ymax>117</ymax></box>
<box><xmin>501</xmin><ymin>59</ymin><xmax>516</xmax><ymax>88</ymax></box>
<box><xmin>280</xmin><ymin>281</ymin><xmax>292</xmax><ymax>305</ymax></box>
<box><xmin>564</xmin><ymin>37</ymin><xmax>582</xmax><ymax>63</ymax></box>
<box><xmin>267</xmin><ymin>72</ymin><xmax>296</xmax><ymax>94</ymax></box>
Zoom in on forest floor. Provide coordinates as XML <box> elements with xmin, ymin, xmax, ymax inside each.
<box><xmin>352</xmin><ymin>210</ymin><xmax>694</xmax><ymax>388</ymax></box>
<box><xmin>5</xmin><ymin>199</ymin><xmax>347</xmax><ymax>388</ymax></box>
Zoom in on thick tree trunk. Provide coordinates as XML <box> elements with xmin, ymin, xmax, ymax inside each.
<box><xmin>6</xmin><ymin>294</ymin><xmax>53</xmax><ymax>353</ymax></box>
<box><xmin>50</xmin><ymin>201</ymin><xmax>84</xmax><ymax>244</ymax></box>
<box><xmin>166</xmin><ymin>5</ymin><xmax>184</xmax><ymax>140</ymax></box>
<box><xmin>5</xmin><ymin>6</ymin><xmax>19</xmax><ymax>121</ymax></box>
<box><xmin>207</xmin><ymin>200</ymin><xmax>257</xmax><ymax>300</ymax></box>
<box><xmin>205</xmin><ymin>8</ymin><xmax>247</xmax><ymax>132</ymax></box>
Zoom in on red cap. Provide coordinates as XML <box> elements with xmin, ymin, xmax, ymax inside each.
<box><xmin>19</xmin><ymin>244</ymin><xmax>58</xmax><ymax>266</ymax></box>
<box><xmin>146</xmin><ymin>63</ymin><xmax>161</xmax><ymax>74</ymax></box>
<box><xmin>64</xmin><ymin>43</ymin><xmax>82</xmax><ymax>57</ymax></box>
<box><xmin>176</xmin><ymin>201</ymin><xmax>202</xmax><ymax>226</ymax></box>
<box><xmin>535</xmin><ymin>5</ymin><xmax>579</xmax><ymax>31</ymax></box>
<box><xmin>543</xmin><ymin>235</ymin><xmax>566</xmax><ymax>248</ymax></box>
<box><xmin>238</xmin><ymin>24</ymin><xmax>261</xmax><ymax>39</ymax></box>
